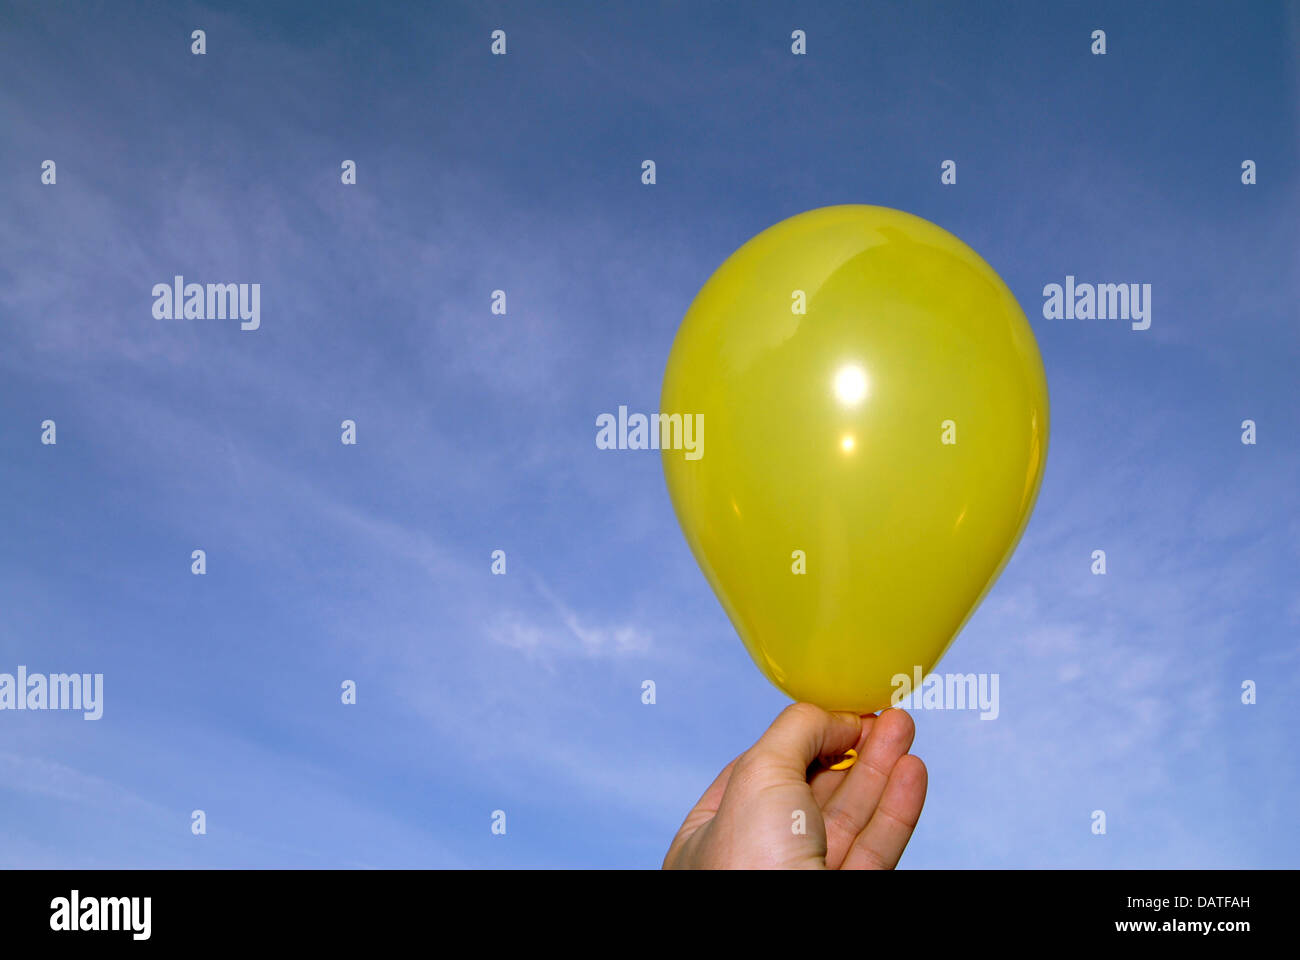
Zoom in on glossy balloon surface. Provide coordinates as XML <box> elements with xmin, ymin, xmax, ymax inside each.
<box><xmin>661</xmin><ymin>205</ymin><xmax>1049</xmax><ymax>712</ymax></box>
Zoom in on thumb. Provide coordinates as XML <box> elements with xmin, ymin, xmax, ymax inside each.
<box><xmin>740</xmin><ymin>703</ymin><xmax>863</xmax><ymax>783</ymax></box>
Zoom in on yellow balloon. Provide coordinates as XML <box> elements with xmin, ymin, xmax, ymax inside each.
<box><xmin>661</xmin><ymin>205</ymin><xmax>1049</xmax><ymax>713</ymax></box>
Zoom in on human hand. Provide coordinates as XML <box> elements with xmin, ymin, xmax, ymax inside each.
<box><xmin>663</xmin><ymin>703</ymin><xmax>927</xmax><ymax>869</ymax></box>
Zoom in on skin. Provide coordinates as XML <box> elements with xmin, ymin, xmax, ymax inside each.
<box><xmin>663</xmin><ymin>703</ymin><xmax>927</xmax><ymax>869</ymax></box>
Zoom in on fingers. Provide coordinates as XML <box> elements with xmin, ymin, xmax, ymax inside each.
<box><xmin>839</xmin><ymin>753</ymin><xmax>928</xmax><ymax>870</ymax></box>
<box><xmin>809</xmin><ymin>713</ymin><xmax>876</xmax><ymax>806</ymax></box>
<box><xmin>820</xmin><ymin>708</ymin><xmax>916</xmax><ymax>868</ymax></box>
<box><xmin>732</xmin><ymin>703</ymin><xmax>863</xmax><ymax>791</ymax></box>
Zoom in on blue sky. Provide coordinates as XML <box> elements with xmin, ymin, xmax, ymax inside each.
<box><xmin>0</xmin><ymin>0</ymin><xmax>1297</xmax><ymax>868</ymax></box>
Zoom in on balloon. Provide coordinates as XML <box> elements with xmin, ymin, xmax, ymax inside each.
<box><xmin>660</xmin><ymin>205</ymin><xmax>1049</xmax><ymax>713</ymax></box>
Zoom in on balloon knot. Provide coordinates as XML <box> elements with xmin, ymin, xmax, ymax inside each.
<box><xmin>827</xmin><ymin>748</ymin><xmax>858</xmax><ymax>771</ymax></box>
